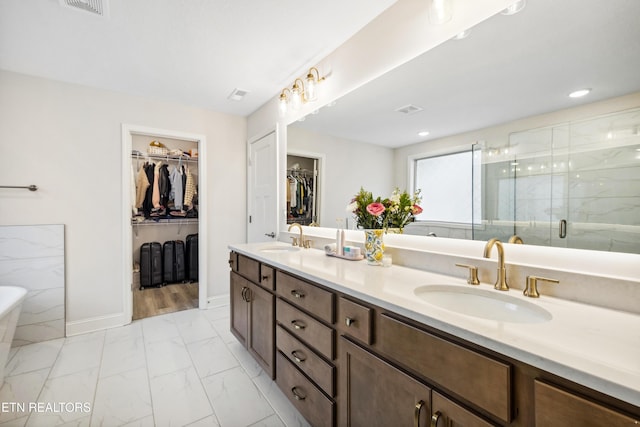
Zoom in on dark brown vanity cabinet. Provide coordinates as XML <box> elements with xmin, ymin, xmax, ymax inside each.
<box><xmin>229</xmin><ymin>252</ymin><xmax>640</xmax><ymax>427</ymax></box>
<box><xmin>229</xmin><ymin>253</ymin><xmax>275</xmax><ymax>378</ymax></box>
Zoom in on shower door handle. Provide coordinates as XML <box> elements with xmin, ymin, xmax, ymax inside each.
<box><xmin>559</xmin><ymin>219</ymin><xmax>567</xmax><ymax>239</ymax></box>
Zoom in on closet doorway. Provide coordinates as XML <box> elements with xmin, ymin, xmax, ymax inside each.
<box><xmin>122</xmin><ymin>125</ymin><xmax>208</xmax><ymax>323</ymax></box>
<box><xmin>287</xmin><ymin>151</ymin><xmax>324</xmax><ymax>226</ymax></box>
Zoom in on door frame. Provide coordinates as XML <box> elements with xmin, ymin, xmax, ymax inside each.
<box><xmin>121</xmin><ymin>124</ymin><xmax>209</xmax><ymax>323</ymax></box>
<box><xmin>286</xmin><ymin>149</ymin><xmax>326</xmax><ymax>226</ymax></box>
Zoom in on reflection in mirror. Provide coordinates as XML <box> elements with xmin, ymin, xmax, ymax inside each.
<box><xmin>287</xmin><ymin>0</ymin><xmax>640</xmax><ymax>253</ymax></box>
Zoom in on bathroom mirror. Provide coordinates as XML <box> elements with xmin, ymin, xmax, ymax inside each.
<box><xmin>287</xmin><ymin>0</ymin><xmax>640</xmax><ymax>254</ymax></box>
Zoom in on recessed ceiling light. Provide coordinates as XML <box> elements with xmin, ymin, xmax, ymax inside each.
<box><xmin>501</xmin><ymin>0</ymin><xmax>526</xmax><ymax>15</ymax></box>
<box><xmin>418</xmin><ymin>131</ymin><xmax>430</xmax><ymax>137</ymax></box>
<box><xmin>452</xmin><ymin>29</ymin><xmax>471</xmax><ymax>40</ymax></box>
<box><xmin>569</xmin><ymin>88</ymin><xmax>591</xmax><ymax>98</ymax></box>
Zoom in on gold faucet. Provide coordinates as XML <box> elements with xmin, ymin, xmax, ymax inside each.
<box><xmin>483</xmin><ymin>238</ymin><xmax>509</xmax><ymax>291</ymax></box>
<box><xmin>508</xmin><ymin>235</ymin><xmax>524</xmax><ymax>244</ymax></box>
<box><xmin>287</xmin><ymin>222</ymin><xmax>305</xmax><ymax>247</ymax></box>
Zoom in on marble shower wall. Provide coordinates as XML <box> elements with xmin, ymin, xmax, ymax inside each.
<box><xmin>0</xmin><ymin>225</ymin><xmax>65</xmax><ymax>346</ymax></box>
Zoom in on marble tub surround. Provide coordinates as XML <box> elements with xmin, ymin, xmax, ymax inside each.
<box><xmin>231</xmin><ymin>241</ymin><xmax>640</xmax><ymax>407</ymax></box>
<box><xmin>279</xmin><ymin>226</ymin><xmax>640</xmax><ymax>314</ymax></box>
<box><xmin>0</xmin><ymin>307</ymin><xmax>304</xmax><ymax>427</ymax></box>
<box><xmin>0</xmin><ymin>225</ymin><xmax>65</xmax><ymax>346</ymax></box>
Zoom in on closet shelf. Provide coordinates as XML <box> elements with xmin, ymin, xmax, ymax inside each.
<box><xmin>131</xmin><ymin>153</ymin><xmax>199</xmax><ymax>163</ymax></box>
<box><xmin>132</xmin><ymin>218</ymin><xmax>198</xmax><ymax>226</ymax></box>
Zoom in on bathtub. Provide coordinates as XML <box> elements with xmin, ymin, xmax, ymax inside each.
<box><xmin>0</xmin><ymin>286</ymin><xmax>27</xmax><ymax>387</ymax></box>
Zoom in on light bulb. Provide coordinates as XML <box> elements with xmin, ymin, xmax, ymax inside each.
<box><xmin>429</xmin><ymin>0</ymin><xmax>452</xmax><ymax>24</ymax></box>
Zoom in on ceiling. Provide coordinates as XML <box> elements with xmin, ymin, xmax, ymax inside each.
<box><xmin>292</xmin><ymin>0</ymin><xmax>640</xmax><ymax>148</ymax></box>
<box><xmin>0</xmin><ymin>0</ymin><xmax>397</xmax><ymax>116</ymax></box>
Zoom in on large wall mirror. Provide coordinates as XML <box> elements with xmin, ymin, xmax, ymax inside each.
<box><xmin>287</xmin><ymin>0</ymin><xmax>640</xmax><ymax>254</ymax></box>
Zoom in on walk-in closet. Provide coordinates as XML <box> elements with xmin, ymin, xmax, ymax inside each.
<box><xmin>286</xmin><ymin>154</ymin><xmax>319</xmax><ymax>226</ymax></box>
<box><xmin>131</xmin><ymin>134</ymin><xmax>200</xmax><ymax>320</ymax></box>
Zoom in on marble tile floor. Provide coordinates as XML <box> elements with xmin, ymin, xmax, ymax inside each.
<box><xmin>0</xmin><ymin>306</ymin><xmax>311</xmax><ymax>427</ymax></box>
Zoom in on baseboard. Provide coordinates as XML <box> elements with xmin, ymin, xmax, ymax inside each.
<box><xmin>65</xmin><ymin>312</ymin><xmax>128</xmax><ymax>337</ymax></box>
<box><xmin>207</xmin><ymin>293</ymin><xmax>229</xmax><ymax>308</ymax></box>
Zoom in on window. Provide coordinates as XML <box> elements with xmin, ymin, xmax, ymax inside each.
<box><xmin>413</xmin><ymin>148</ymin><xmax>481</xmax><ymax>224</ymax></box>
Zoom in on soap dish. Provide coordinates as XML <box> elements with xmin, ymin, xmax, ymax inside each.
<box><xmin>326</xmin><ymin>252</ymin><xmax>364</xmax><ymax>261</ymax></box>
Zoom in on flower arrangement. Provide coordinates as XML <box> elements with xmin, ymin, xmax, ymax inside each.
<box><xmin>347</xmin><ymin>187</ymin><xmax>422</xmax><ymax>231</ymax></box>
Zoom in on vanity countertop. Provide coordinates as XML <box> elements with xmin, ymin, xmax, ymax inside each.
<box><xmin>229</xmin><ymin>241</ymin><xmax>640</xmax><ymax>407</ymax></box>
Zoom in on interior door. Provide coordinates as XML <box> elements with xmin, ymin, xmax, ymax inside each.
<box><xmin>248</xmin><ymin>132</ymin><xmax>278</xmax><ymax>243</ymax></box>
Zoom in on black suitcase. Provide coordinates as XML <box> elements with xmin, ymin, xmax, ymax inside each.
<box><xmin>163</xmin><ymin>240</ymin><xmax>186</xmax><ymax>284</ymax></box>
<box><xmin>140</xmin><ymin>242</ymin><xmax>163</xmax><ymax>289</ymax></box>
<box><xmin>186</xmin><ymin>233</ymin><xmax>198</xmax><ymax>282</ymax></box>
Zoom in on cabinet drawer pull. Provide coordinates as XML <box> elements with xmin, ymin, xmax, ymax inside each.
<box><xmin>430</xmin><ymin>411</ymin><xmax>442</xmax><ymax>427</ymax></box>
<box><xmin>262</xmin><ymin>275</ymin><xmax>270</xmax><ymax>281</ymax></box>
<box><xmin>291</xmin><ymin>350</ymin><xmax>306</xmax><ymax>363</ymax></box>
<box><xmin>291</xmin><ymin>320</ymin><xmax>306</xmax><ymax>330</ymax></box>
<box><xmin>414</xmin><ymin>400</ymin><xmax>425</xmax><ymax>427</ymax></box>
<box><xmin>291</xmin><ymin>289</ymin><xmax>305</xmax><ymax>299</ymax></box>
<box><xmin>291</xmin><ymin>386</ymin><xmax>306</xmax><ymax>401</ymax></box>
<box><xmin>345</xmin><ymin>317</ymin><xmax>356</xmax><ymax>327</ymax></box>
<box><xmin>241</xmin><ymin>287</ymin><xmax>248</xmax><ymax>302</ymax></box>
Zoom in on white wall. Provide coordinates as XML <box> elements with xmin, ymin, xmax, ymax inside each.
<box><xmin>287</xmin><ymin>126</ymin><xmax>394</xmax><ymax>228</ymax></box>
<box><xmin>0</xmin><ymin>70</ymin><xmax>246</xmax><ymax>332</ymax></box>
<box><xmin>393</xmin><ymin>92</ymin><xmax>640</xmax><ymax>185</ymax></box>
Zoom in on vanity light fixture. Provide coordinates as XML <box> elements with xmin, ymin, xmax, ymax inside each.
<box><xmin>428</xmin><ymin>0</ymin><xmax>452</xmax><ymax>25</ymax></box>
<box><xmin>501</xmin><ymin>0</ymin><xmax>526</xmax><ymax>15</ymax></box>
<box><xmin>569</xmin><ymin>88</ymin><xmax>591</xmax><ymax>98</ymax></box>
<box><xmin>278</xmin><ymin>67</ymin><xmax>327</xmax><ymax>117</ymax></box>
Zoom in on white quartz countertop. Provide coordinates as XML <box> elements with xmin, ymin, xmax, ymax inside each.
<box><xmin>229</xmin><ymin>242</ymin><xmax>640</xmax><ymax>407</ymax></box>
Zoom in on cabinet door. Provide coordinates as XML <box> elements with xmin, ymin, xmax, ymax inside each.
<box><xmin>534</xmin><ymin>380</ymin><xmax>640</xmax><ymax>426</ymax></box>
<box><xmin>248</xmin><ymin>282</ymin><xmax>275</xmax><ymax>378</ymax></box>
<box><xmin>432</xmin><ymin>392</ymin><xmax>495</xmax><ymax>427</ymax></box>
<box><xmin>339</xmin><ymin>337</ymin><xmax>431</xmax><ymax>427</ymax></box>
<box><xmin>230</xmin><ymin>272</ymin><xmax>249</xmax><ymax>346</ymax></box>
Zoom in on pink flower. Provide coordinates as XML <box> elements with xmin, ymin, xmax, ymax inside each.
<box><xmin>411</xmin><ymin>204</ymin><xmax>423</xmax><ymax>215</ymax></box>
<box><xmin>366</xmin><ymin>202</ymin><xmax>386</xmax><ymax>217</ymax></box>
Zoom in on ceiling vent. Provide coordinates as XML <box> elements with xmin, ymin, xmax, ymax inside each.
<box><xmin>59</xmin><ymin>0</ymin><xmax>109</xmax><ymax>17</ymax></box>
<box><xmin>395</xmin><ymin>104</ymin><xmax>423</xmax><ymax>115</ymax></box>
<box><xmin>228</xmin><ymin>88</ymin><xmax>249</xmax><ymax>102</ymax></box>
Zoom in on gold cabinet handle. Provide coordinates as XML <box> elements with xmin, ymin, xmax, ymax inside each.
<box><xmin>414</xmin><ymin>400</ymin><xmax>425</xmax><ymax>427</ymax></box>
<box><xmin>345</xmin><ymin>317</ymin><xmax>356</xmax><ymax>327</ymax></box>
<box><xmin>241</xmin><ymin>287</ymin><xmax>248</xmax><ymax>302</ymax></box>
<box><xmin>291</xmin><ymin>320</ymin><xmax>306</xmax><ymax>330</ymax></box>
<box><xmin>291</xmin><ymin>290</ymin><xmax>305</xmax><ymax>299</ymax></box>
<box><xmin>291</xmin><ymin>386</ymin><xmax>306</xmax><ymax>401</ymax></box>
<box><xmin>430</xmin><ymin>411</ymin><xmax>442</xmax><ymax>427</ymax></box>
<box><xmin>291</xmin><ymin>350</ymin><xmax>306</xmax><ymax>363</ymax></box>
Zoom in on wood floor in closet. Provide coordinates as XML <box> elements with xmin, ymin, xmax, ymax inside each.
<box><xmin>133</xmin><ymin>282</ymin><xmax>199</xmax><ymax>320</ymax></box>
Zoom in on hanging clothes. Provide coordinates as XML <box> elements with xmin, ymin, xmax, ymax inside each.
<box><xmin>135</xmin><ymin>164</ymin><xmax>150</xmax><ymax>209</ymax></box>
<box><xmin>152</xmin><ymin>161</ymin><xmax>163</xmax><ymax>209</ymax></box>
<box><xmin>184</xmin><ymin>166</ymin><xmax>196</xmax><ymax>208</ymax></box>
<box><xmin>169</xmin><ymin>164</ymin><xmax>184</xmax><ymax>211</ymax></box>
<box><xmin>142</xmin><ymin>162</ymin><xmax>155</xmax><ymax>218</ymax></box>
<box><xmin>158</xmin><ymin>163</ymin><xmax>171</xmax><ymax>208</ymax></box>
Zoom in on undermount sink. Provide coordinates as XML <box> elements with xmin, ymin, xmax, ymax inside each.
<box><xmin>414</xmin><ymin>285</ymin><xmax>552</xmax><ymax>324</ymax></box>
<box><xmin>259</xmin><ymin>245</ymin><xmax>300</xmax><ymax>253</ymax></box>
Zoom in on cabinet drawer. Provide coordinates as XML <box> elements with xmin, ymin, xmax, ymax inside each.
<box><xmin>260</xmin><ymin>264</ymin><xmax>275</xmax><ymax>291</ymax></box>
<box><xmin>276</xmin><ymin>352</ymin><xmax>335</xmax><ymax>427</ymax></box>
<box><xmin>337</xmin><ymin>297</ymin><xmax>373</xmax><ymax>345</ymax></box>
<box><xmin>378</xmin><ymin>314</ymin><xmax>511</xmax><ymax>423</ymax></box>
<box><xmin>237</xmin><ymin>254</ymin><xmax>260</xmax><ymax>283</ymax></box>
<box><xmin>277</xmin><ymin>325</ymin><xmax>335</xmax><ymax>397</ymax></box>
<box><xmin>277</xmin><ymin>298</ymin><xmax>334</xmax><ymax>360</ymax></box>
<box><xmin>534</xmin><ymin>380</ymin><xmax>640</xmax><ymax>426</ymax></box>
<box><xmin>276</xmin><ymin>271</ymin><xmax>334</xmax><ymax>323</ymax></box>
<box><xmin>433</xmin><ymin>391</ymin><xmax>495</xmax><ymax>427</ymax></box>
